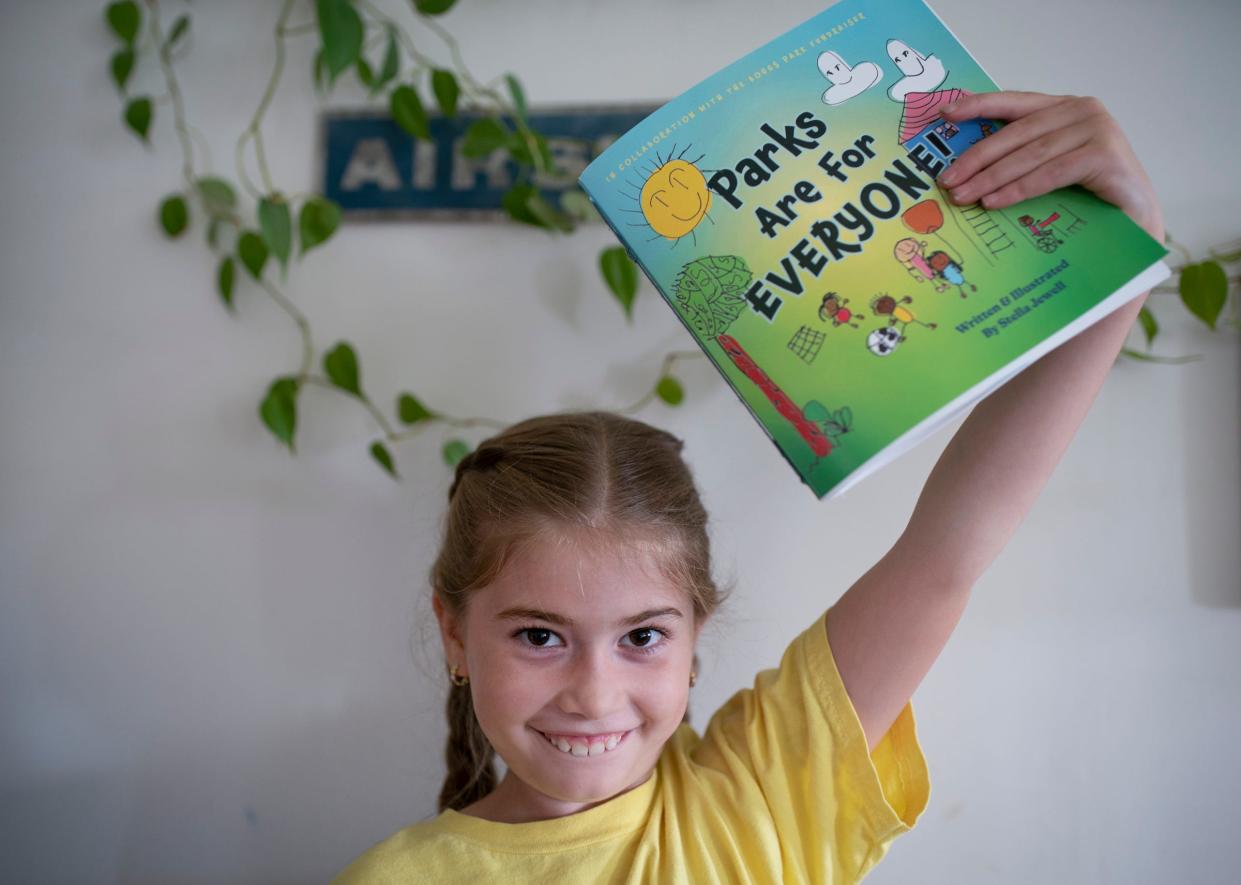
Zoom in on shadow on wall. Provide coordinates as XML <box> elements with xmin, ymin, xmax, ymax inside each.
<box><xmin>1186</xmin><ymin>336</ymin><xmax>1241</xmax><ymax>608</ymax></box>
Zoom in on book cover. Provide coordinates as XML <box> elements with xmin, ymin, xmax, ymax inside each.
<box><xmin>578</xmin><ymin>0</ymin><xmax>1169</xmax><ymax>499</ymax></box>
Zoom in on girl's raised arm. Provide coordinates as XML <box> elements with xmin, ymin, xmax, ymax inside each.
<box><xmin>825</xmin><ymin>92</ymin><xmax>1165</xmax><ymax>752</ymax></box>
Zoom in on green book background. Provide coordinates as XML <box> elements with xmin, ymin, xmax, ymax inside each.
<box><xmin>580</xmin><ymin>0</ymin><xmax>1168</xmax><ymax>498</ymax></box>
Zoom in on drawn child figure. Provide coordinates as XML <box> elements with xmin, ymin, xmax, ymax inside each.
<box><xmin>870</xmin><ymin>292</ymin><xmax>938</xmax><ymax>332</ymax></box>
<box><xmin>336</xmin><ymin>92</ymin><xmax>1164</xmax><ymax>884</ymax></box>
<box><xmin>928</xmin><ymin>250</ymin><xmax>978</xmax><ymax>297</ymax></box>
<box><xmin>894</xmin><ymin>237</ymin><xmax>949</xmax><ymax>292</ymax></box>
<box><xmin>818</xmin><ymin>292</ymin><xmax>863</xmax><ymax>328</ymax></box>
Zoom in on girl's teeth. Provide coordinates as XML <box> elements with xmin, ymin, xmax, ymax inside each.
<box><xmin>544</xmin><ymin>731</ymin><xmax>627</xmax><ymax>756</ymax></box>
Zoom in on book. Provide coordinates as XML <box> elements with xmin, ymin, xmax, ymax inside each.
<box><xmin>577</xmin><ymin>0</ymin><xmax>1169</xmax><ymax>499</ymax></box>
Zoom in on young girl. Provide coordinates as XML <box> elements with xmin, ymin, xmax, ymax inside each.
<box><xmin>335</xmin><ymin>91</ymin><xmax>1163</xmax><ymax>883</ymax></box>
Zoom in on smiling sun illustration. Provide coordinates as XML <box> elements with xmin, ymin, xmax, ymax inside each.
<box><xmin>625</xmin><ymin>145</ymin><xmax>713</xmax><ymax>246</ymax></box>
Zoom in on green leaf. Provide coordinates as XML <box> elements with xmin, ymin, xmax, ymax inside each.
<box><xmin>1179</xmin><ymin>260</ymin><xmax>1228</xmax><ymax>330</ymax></box>
<box><xmin>165</xmin><ymin>14</ymin><xmax>190</xmax><ymax>50</ymax></box>
<box><xmin>110</xmin><ymin>49</ymin><xmax>135</xmax><ymax>92</ymax></box>
<box><xmin>355</xmin><ymin>56</ymin><xmax>375</xmax><ymax>89</ymax></box>
<box><xmin>1137</xmin><ymin>306</ymin><xmax>1158</xmax><ymax>348</ymax></box>
<box><xmin>600</xmin><ymin>247</ymin><xmax>639</xmax><ymax>319</ymax></box>
<box><xmin>196</xmin><ymin>177</ymin><xmax>237</xmax><ymax>216</ymax></box>
<box><xmin>323</xmin><ymin>341</ymin><xmax>362</xmax><ymax>396</ymax></box>
<box><xmin>237</xmin><ymin>230</ymin><xmax>269</xmax><ymax>279</ymax></box>
<box><xmin>461</xmin><ymin>118</ymin><xmax>509</xmax><ymax>157</ymax></box>
<box><xmin>501</xmin><ymin>185</ymin><xmax>571</xmax><ymax>232</ymax></box>
<box><xmin>415</xmin><ymin>0</ymin><xmax>457</xmax><ymax>15</ymax></box>
<box><xmin>506</xmin><ymin>130</ymin><xmax>552</xmax><ymax>172</ymax></box>
<box><xmin>315</xmin><ymin>0</ymin><xmax>364</xmax><ymax>84</ymax></box>
<box><xmin>123</xmin><ymin>96</ymin><xmax>152</xmax><ymax>141</ymax></box>
<box><xmin>397</xmin><ymin>392</ymin><xmax>435</xmax><ymax>424</ymax></box>
<box><xmin>106</xmin><ymin>1</ymin><xmax>140</xmax><ymax>44</ymax></box>
<box><xmin>299</xmin><ymin>198</ymin><xmax>341</xmax><ymax>255</ymax></box>
<box><xmin>217</xmin><ymin>257</ymin><xmax>236</xmax><ymax>310</ymax></box>
<box><xmin>431</xmin><ymin>69</ymin><xmax>460</xmax><ymax>118</ymax></box>
<box><xmin>505</xmin><ymin>74</ymin><xmax>528</xmax><ymax>125</ymax></box>
<box><xmin>260</xmin><ymin>376</ymin><xmax>300</xmax><ymax>451</ymax></box>
<box><xmin>258</xmin><ymin>196</ymin><xmax>292</xmax><ymax>271</ymax></box>
<box><xmin>559</xmin><ymin>190</ymin><xmax>599</xmax><ymax>223</ymax></box>
<box><xmin>656</xmin><ymin>376</ymin><xmax>684</xmax><ymax>406</ymax></box>
<box><xmin>373</xmin><ymin>27</ymin><xmax>400</xmax><ymax>93</ymax></box>
<box><xmin>390</xmin><ymin>84</ymin><xmax>430</xmax><ymax>140</ymax></box>
<box><xmin>370</xmin><ymin>441</ymin><xmax>398</xmax><ymax>478</ymax></box>
<box><xmin>158</xmin><ymin>194</ymin><xmax>188</xmax><ymax>237</ymax></box>
<box><xmin>442</xmin><ymin>439</ymin><xmax>469</xmax><ymax>467</ymax></box>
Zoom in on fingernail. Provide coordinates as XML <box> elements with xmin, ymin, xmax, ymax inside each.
<box><xmin>942</xmin><ymin>102</ymin><xmax>958</xmax><ymax>114</ymax></box>
<box><xmin>939</xmin><ymin>167</ymin><xmax>959</xmax><ymax>186</ymax></box>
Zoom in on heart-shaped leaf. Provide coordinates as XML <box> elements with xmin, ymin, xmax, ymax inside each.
<box><xmin>260</xmin><ymin>377</ymin><xmax>300</xmax><ymax>451</ymax></box>
<box><xmin>415</xmin><ymin>0</ymin><xmax>457</xmax><ymax>15</ymax></box>
<box><xmin>110</xmin><ymin>49</ymin><xmax>135</xmax><ymax>92</ymax></box>
<box><xmin>196</xmin><ymin>177</ymin><xmax>237</xmax><ymax>216</ymax></box>
<box><xmin>461</xmin><ymin>118</ymin><xmax>508</xmax><ymax>157</ymax></box>
<box><xmin>431</xmin><ymin>69</ymin><xmax>459</xmax><ymax>118</ymax></box>
<box><xmin>315</xmin><ymin>0</ymin><xmax>363</xmax><ymax>84</ymax></box>
<box><xmin>217</xmin><ymin>257</ymin><xmax>235</xmax><ymax>310</ymax></box>
<box><xmin>258</xmin><ymin>196</ymin><xmax>292</xmax><ymax>270</ymax></box>
<box><xmin>105</xmin><ymin>1</ymin><xmax>140</xmax><ymax>44</ymax></box>
<box><xmin>656</xmin><ymin>376</ymin><xmax>684</xmax><ymax>406</ymax></box>
<box><xmin>165</xmin><ymin>14</ymin><xmax>190</xmax><ymax>51</ymax></box>
<box><xmin>237</xmin><ymin>230</ymin><xmax>269</xmax><ymax>279</ymax></box>
<box><xmin>1179</xmin><ymin>260</ymin><xmax>1228</xmax><ymax>330</ymax></box>
<box><xmin>1137</xmin><ymin>306</ymin><xmax>1158</xmax><ymax>347</ymax></box>
<box><xmin>159</xmin><ymin>194</ymin><xmax>188</xmax><ymax>237</ymax></box>
<box><xmin>442</xmin><ymin>439</ymin><xmax>469</xmax><ymax>467</ymax></box>
<box><xmin>124</xmin><ymin>96</ymin><xmax>152</xmax><ymax>141</ymax></box>
<box><xmin>390</xmin><ymin>84</ymin><xmax>430</xmax><ymax>140</ymax></box>
<box><xmin>600</xmin><ymin>247</ymin><xmax>639</xmax><ymax>319</ymax></box>
<box><xmin>397</xmin><ymin>392</ymin><xmax>435</xmax><ymax>425</ymax></box>
<box><xmin>323</xmin><ymin>342</ymin><xmax>362</xmax><ymax>396</ymax></box>
<box><xmin>299</xmin><ymin>197</ymin><xmax>341</xmax><ymax>255</ymax></box>
<box><xmin>370</xmin><ymin>441</ymin><xmax>398</xmax><ymax>478</ymax></box>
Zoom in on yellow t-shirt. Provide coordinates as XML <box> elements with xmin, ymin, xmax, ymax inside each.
<box><xmin>335</xmin><ymin>609</ymin><xmax>930</xmax><ymax>883</ymax></box>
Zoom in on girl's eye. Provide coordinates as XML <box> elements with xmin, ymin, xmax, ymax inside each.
<box><xmin>512</xmin><ymin>626</ymin><xmax>670</xmax><ymax>655</ymax></box>
<box><xmin>621</xmin><ymin>627</ymin><xmax>669</xmax><ymax>655</ymax></box>
<box><xmin>516</xmin><ymin>627</ymin><xmax>563</xmax><ymax>649</ymax></box>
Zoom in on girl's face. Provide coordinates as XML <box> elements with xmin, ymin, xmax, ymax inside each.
<box><xmin>434</xmin><ymin>531</ymin><xmax>702</xmax><ymax>822</ymax></box>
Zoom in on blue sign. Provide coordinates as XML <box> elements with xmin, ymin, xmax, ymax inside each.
<box><xmin>320</xmin><ymin>106</ymin><xmax>658</xmax><ymax>219</ymax></box>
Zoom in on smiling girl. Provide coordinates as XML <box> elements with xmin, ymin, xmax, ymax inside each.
<box><xmin>335</xmin><ymin>91</ymin><xmax>1163</xmax><ymax>883</ymax></box>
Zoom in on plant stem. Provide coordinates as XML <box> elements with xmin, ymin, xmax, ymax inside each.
<box><xmin>616</xmin><ymin>350</ymin><xmax>707</xmax><ymax>414</ymax></box>
<box><xmin>236</xmin><ymin>0</ymin><xmax>296</xmax><ymax>198</ymax></box>
<box><xmin>150</xmin><ymin>2</ymin><xmax>197</xmax><ymax>189</ymax></box>
<box><xmin>258</xmin><ymin>278</ymin><xmax>315</xmax><ymax>377</ymax></box>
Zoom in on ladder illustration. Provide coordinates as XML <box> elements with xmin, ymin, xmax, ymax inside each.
<box><xmin>1058</xmin><ymin>202</ymin><xmax>1088</xmax><ymax>236</ymax></box>
<box><xmin>956</xmin><ymin>201</ymin><xmax>1016</xmax><ymax>261</ymax></box>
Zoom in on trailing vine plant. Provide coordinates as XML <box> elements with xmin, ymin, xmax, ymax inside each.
<box><xmin>101</xmin><ymin>0</ymin><xmax>1237</xmax><ymax>478</ymax></box>
<box><xmin>101</xmin><ymin>0</ymin><xmax>691</xmax><ymax>479</ymax></box>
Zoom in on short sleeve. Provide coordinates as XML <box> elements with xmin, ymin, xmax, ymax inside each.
<box><xmin>688</xmin><ymin>608</ymin><xmax>930</xmax><ymax>882</ymax></box>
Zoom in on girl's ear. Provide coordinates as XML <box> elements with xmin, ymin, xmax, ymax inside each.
<box><xmin>432</xmin><ymin>595</ymin><xmax>467</xmax><ymax>662</ymax></box>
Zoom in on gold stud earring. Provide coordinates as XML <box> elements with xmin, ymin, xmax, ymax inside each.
<box><xmin>689</xmin><ymin>669</ymin><xmax>697</xmax><ymax>688</ymax></box>
<box><xmin>449</xmin><ymin>664</ymin><xmax>470</xmax><ymax>687</ymax></box>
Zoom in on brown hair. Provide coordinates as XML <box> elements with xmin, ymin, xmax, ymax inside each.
<box><xmin>430</xmin><ymin>411</ymin><xmax>730</xmax><ymax>813</ymax></box>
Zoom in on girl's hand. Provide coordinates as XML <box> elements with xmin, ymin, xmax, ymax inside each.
<box><xmin>937</xmin><ymin>91</ymin><xmax>1164</xmax><ymax>242</ymax></box>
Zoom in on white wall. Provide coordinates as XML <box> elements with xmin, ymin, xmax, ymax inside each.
<box><xmin>2</xmin><ymin>0</ymin><xmax>1237</xmax><ymax>881</ymax></box>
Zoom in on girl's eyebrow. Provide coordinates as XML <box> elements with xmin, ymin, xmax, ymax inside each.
<box><xmin>494</xmin><ymin>606</ymin><xmax>684</xmax><ymax>628</ymax></box>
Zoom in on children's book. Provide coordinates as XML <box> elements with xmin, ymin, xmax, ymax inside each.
<box><xmin>578</xmin><ymin>0</ymin><xmax>1169</xmax><ymax>499</ymax></box>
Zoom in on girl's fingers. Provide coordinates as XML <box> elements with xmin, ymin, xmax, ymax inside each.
<box><xmin>938</xmin><ymin>95</ymin><xmax>1101</xmax><ymax>191</ymax></box>
<box><xmin>972</xmin><ymin>144</ymin><xmax>1099</xmax><ymax>210</ymax></box>
<box><xmin>944</xmin><ymin>122</ymin><xmax>1093</xmax><ymax>206</ymax></box>
<box><xmin>940</xmin><ymin>90</ymin><xmax>1066</xmax><ymax>123</ymax></box>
